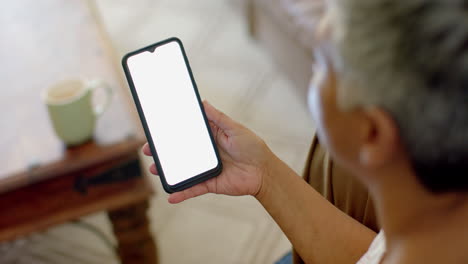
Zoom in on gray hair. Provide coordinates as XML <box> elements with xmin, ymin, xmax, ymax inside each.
<box><xmin>332</xmin><ymin>0</ymin><xmax>468</xmax><ymax>192</ymax></box>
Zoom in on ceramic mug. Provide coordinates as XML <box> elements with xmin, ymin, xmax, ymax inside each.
<box><xmin>43</xmin><ymin>79</ymin><xmax>113</xmax><ymax>146</ymax></box>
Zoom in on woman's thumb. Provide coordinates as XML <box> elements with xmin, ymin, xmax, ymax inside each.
<box><xmin>203</xmin><ymin>101</ymin><xmax>236</xmax><ymax>136</ymax></box>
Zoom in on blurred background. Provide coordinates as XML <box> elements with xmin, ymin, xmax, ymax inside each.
<box><xmin>0</xmin><ymin>0</ymin><xmax>317</xmax><ymax>263</ymax></box>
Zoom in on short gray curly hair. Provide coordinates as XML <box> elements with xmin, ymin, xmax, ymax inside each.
<box><xmin>331</xmin><ymin>0</ymin><xmax>468</xmax><ymax>192</ymax></box>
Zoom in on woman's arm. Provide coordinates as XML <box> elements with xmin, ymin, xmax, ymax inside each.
<box><xmin>257</xmin><ymin>154</ymin><xmax>376</xmax><ymax>264</ymax></box>
<box><xmin>143</xmin><ymin>102</ymin><xmax>375</xmax><ymax>263</ymax></box>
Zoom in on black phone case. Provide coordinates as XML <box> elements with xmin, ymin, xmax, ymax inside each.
<box><xmin>121</xmin><ymin>37</ymin><xmax>223</xmax><ymax>193</ymax></box>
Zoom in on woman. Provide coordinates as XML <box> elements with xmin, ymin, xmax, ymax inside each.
<box><xmin>143</xmin><ymin>0</ymin><xmax>468</xmax><ymax>263</ymax></box>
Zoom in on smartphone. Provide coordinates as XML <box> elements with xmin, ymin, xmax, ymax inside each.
<box><xmin>122</xmin><ymin>37</ymin><xmax>222</xmax><ymax>193</ymax></box>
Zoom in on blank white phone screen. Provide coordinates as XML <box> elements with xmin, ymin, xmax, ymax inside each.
<box><xmin>127</xmin><ymin>41</ymin><xmax>218</xmax><ymax>186</ymax></box>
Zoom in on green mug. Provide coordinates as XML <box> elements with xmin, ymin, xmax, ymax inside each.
<box><xmin>44</xmin><ymin>79</ymin><xmax>113</xmax><ymax>146</ymax></box>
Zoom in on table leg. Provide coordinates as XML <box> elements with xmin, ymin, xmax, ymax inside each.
<box><xmin>108</xmin><ymin>200</ymin><xmax>158</xmax><ymax>264</ymax></box>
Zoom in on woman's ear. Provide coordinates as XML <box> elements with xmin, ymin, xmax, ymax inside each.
<box><xmin>359</xmin><ymin>107</ymin><xmax>401</xmax><ymax>169</ymax></box>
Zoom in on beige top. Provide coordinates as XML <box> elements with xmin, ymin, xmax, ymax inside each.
<box><xmin>293</xmin><ymin>135</ymin><xmax>379</xmax><ymax>264</ymax></box>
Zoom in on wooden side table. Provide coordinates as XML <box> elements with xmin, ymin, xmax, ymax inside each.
<box><xmin>0</xmin><ymin>0</ymin><xmax>158</xmax><ymax>263</ymax></box>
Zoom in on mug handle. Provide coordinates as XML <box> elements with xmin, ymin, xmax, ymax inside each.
<box><xmin>88</xmin><ymin>79</ymin><xmax>113</xmax><ymax>117</ymax></box>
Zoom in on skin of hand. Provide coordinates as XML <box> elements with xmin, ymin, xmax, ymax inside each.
<box><xmin>142</xmin><ymin>101</ymin><xmax>276</xmax><ymax>204</ymax></box>
<box><xmin>142</xmin><ymin>101</ymin><xmax>375</xmax><ymax>264</ymax></box>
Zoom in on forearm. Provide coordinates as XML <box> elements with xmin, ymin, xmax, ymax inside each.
<box><xmin>256</xmin><ymin>155</ymin><xmax>376</xmax><ymax>264</ymax></box>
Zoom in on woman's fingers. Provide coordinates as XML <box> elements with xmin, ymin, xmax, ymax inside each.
<box><xmin>149</xmin><ymin>163</ymin><xmax>158</xmax><ymax>175</ymax></box>
<box><xmin>168</xmin><ymin>183</ymin><xmax>210</xmax><ymax>204</ymax></box>
<box><xmin>143</xmin><ymin>144</ymin><xmax>158</xmax><ymax>174</ymax></box>
<box><xmin>203</xmin><ymin>101</ymin><xmax>237</xmax><ymax>136</ymax></box>
<box><xmin>142</xmin><ymin>143</ymin><xmax>152</xmax><ymax>156</ymax></box>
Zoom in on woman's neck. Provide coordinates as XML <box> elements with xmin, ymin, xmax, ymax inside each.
<box><xmin>370</xmin><ymin>167</ymin><xmax>468</xmax><ymax>263</ymax></box>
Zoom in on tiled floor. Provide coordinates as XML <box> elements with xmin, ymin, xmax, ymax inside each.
<box><xmin>0</xmin><ymin>0</ymin><xmax>315</xmax><ymax>263</ymax></box>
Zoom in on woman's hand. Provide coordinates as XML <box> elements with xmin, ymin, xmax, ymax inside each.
<box><xmin>142</xmin><ymin>101</ymin><xmax>276</xmax><ymax>204</ymax></box>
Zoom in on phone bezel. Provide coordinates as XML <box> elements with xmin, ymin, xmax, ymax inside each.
<box><xmin>122</xmin><ymin>37</ymin><xmax>222</xmax><ymax>193</ymax></box>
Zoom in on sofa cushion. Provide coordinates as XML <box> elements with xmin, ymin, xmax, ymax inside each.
<box><xmin>255</xmin><ymin>0</ymin><xmax>325</xmax><ymax>53</ymax></box>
